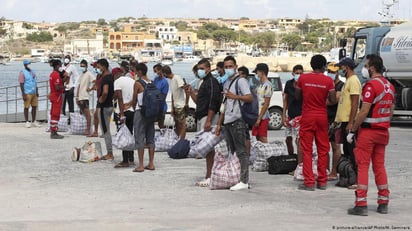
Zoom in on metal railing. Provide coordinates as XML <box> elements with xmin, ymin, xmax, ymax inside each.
<box><xmin>0</xmin><ymin>80</ymin><xmax>96</xmax><ymax>122</ymax></box>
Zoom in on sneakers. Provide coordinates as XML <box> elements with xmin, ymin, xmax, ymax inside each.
<box><xmin>298</xmin><ymin>184</ymin><xmax>315</xmax><ymax>191</ymax></box>
<box><xmin>377</xmin><ymin>204</ymin><xmax>388</xmax><ymax>214</ymax></box>
<box><xmin>50</xmin><ymin>131</ymin><xmax>64</xmax><ymax>139</ymax></box>
<box><xmin>32</xmin><ymin>121</ymin><xmax>42</xmax><ymax>127</ymax></box>
<box><xmin>230</xmin><ymin>182</ymin><xmax>249</xmax><ymax>191</ymax></box>
<box><xmin>195</xmin><ymin>178</ymin><xmax>210</xmax><ymax>187</ymax></box>
<box><xmin>25</xmin><ymin>121</ymin><xmax>31</xmax><ymax>128</ymax></box>
<box><xmin>347</xmin><ymin>206</ymin><xmax>368</xmax><ymax>216</ymax></box>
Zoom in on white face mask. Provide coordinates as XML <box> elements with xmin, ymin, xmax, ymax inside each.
<box><xmin>362</xmin><ymin>67</ymin><xmax>370</xmax><ymax>79</ymax></box>
<box><xmin>64</xmin><ymin>58</ymin><xmax>70</xmax><ymax>64</ymax></box>
<box><xmin>58</xmin><ymin>67</ymin><xmax>63</xmax><ymax>72</ymax></box>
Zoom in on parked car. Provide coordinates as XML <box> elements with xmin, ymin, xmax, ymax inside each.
<box><xmin>246</xmin><ymin>72</ymin><xmax>284</xmax><ymax>130</ymax></box>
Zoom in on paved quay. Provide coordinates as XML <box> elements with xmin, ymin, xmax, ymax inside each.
<box><xmin>0</xmin><ymin>122</ymin><xmax>411</xmax><ymax>231</ymax></box>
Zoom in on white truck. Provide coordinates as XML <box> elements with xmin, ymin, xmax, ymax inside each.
<box><xmin>348</xmin><ymin>22</ymin><xmax>412</xmax><ymax>118</ymax></box>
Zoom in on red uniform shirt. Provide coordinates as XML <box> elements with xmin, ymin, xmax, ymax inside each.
<box><xmin>361</xmin><ymin>77</ymin><xmax>395</xmax><ymax>129</ymax></box>
<box><xmin>296</xmin><ymin>72</ymin><xmax>335</xmax><ymax>117</ymax></box>
<box><xmin>49</xmin><ymin>71</ymin><xmax>64</xmax><ymax>96</ymax></box>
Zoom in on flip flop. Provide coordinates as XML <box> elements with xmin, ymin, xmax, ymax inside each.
<box><xmin>328</xmin><ymin>176</ymin><xmax>338</xmax><ymax>181</ymax></box>
<box><xmin>101</xmin><ymin>154</ymin><xmax>114</xmax><ymax>160</ymax></box>
<box><xmin>87</xmin><ymin>133</ymin><xmax>98</xmax><ymax>137</ymax></box>
<box><xmin>133</xmin><ymin>167</ymin><xmax>144</xmax><ymax>172</ymax></box>
<box><xmin>114</xmin><ymin>162</ymin><xmax>129</xmax><ymax>168</ymax></box>
<box><xmin>144</xmin><ymin>166</ymin><xmax>155</xmax><ymax>171</ymax></box>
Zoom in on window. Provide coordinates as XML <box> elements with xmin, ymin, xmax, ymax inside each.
<box><xmin>352</xmin><ymin>37</ymin><xmax>367</xmax><ymax>67</ymax></box>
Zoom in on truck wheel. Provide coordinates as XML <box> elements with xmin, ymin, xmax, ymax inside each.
<box><xmin>402</xmin><ymin>88</ymin><xmax>412</xmax><ymax>110</ymax></box>
<box><xmin>268</xmin><ymin>108</ymin><xmax>283</xmax><ymax>130</ymax></box>
<box><xmin>185</xmin><ymin>109</ymin><xmax>197</xmax><ymax>132</ymax></box>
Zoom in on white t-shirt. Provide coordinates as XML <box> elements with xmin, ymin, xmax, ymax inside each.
<box><xmin>114</xmin><ymin>76</ymin><xmax>135</xmax><ymax>112</ymax></box>
<box><xmin>77</xmin><ymin>71</ymin><xmax>95</xmax><ymax>101</ymax></box>
<box><xmin>64</xmin><ymin>64</ymin><xmax>80</xmax><ymax>90</ymax></box>
<box><xmin>170</xmin><ymin>74</ymin><xmax>186</xmax><ymax>109</ymax></box>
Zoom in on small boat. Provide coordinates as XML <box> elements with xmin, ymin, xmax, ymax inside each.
<box><xmin>161</xmin><ymin>57</ymin><xmax>173</xmax><ymax>66</ymax></box>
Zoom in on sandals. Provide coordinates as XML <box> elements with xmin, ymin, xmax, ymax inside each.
<box><xmin>101</xmin><ymin>154</ymin><xmax>114</xmax><ymax>160</ymax></box>
<box><xmin>114</xmin><ymin>162</ymin><xmax>129</xmax><ymax>168</ymax></box>
<box><xmin>328</xmin><ymin>176</ymin><xmax>338</xmax><ymax>181</ymax></box>
<box><xmin>133</xmin><ymin>167</ymin><xmax>144</xmax><ymax>173</ymax></box>
<box><xmin>144</xmin><ymin>165</ymin><xmax>155</xmax><ymax>171</ymax></box>
<box><xmin>196</xmin><ymin>178</ymin><xmax>210</xmax><ymax>187</ymax></box>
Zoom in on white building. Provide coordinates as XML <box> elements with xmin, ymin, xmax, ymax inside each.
<box><xmin>65</xmin><ymin>32</ymin><xmax>104</xmax><ymax>56</ymax></box>
<box><xmin>156</xmin><ymin>26</ymin><xmax>178</xmax><ymax>41</ymax></box>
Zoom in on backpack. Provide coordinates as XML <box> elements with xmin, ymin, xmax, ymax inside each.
<box><xmin>336</xmin><ymin>155</ymin><xmax>357</xmax><ymax>187</ymax></box>
<box><xmin>227</xmin><ymin>76</ymin><xmax>259</xmax><ymax>127</ymax></box>
<box><xmin>138</xmin><ymin>79</ymin><xmax>163</xmax><ymax>120</ymax></box>
<box><xmin>168</xmin><ymin>139</ymin><xmax>190</xmax><ymax>159</ymax></box>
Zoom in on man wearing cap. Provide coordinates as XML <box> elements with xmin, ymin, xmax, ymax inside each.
<box><xmin>326</xmin><ymin>62</ymin><xmax>344</xmax><ymax>180</ymax></box>
<box><xmin>253</xmin><ymin>63</ymin><xmax>273</xmax><ymax>143</ymax></box>
<box><xmin>19</xmin><ymin>59</ymin><xmax>41</xmax><ymax>128</ymax></box>
<box><xmin>295</xmin><ymin>55</ymin><xmax>337</xmax><ymax>191</ymax></box>
<box><xmin>335</xmin><ymin>57</ymin><xmax>361</xmax><ymax>187</ymax></box>
<box><xmin>62</xmin><ymin>55</ymin><xmax>79</xmax><ymax>120</ymax></box>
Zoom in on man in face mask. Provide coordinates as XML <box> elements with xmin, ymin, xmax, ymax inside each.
<box><xmin>76</xmin><ymin>59</ymin><xmax>95</xmax><ymax>136</ymax></box>
<box><xmin>282</xmin><ymin>64</ymin><xmax>303</xmax><ymax>176</ymax></box>
<box><xmin>49</xmin><ymin>59</ymin><xmax>67</xmax><ymax>139</ymax></box>
<box><xmin>187</xmin><ymin>58</ymin><xmax>222</xmax><ymax>187</ymax></box>
<box><xmin>335</xmin><ymin>57</ymin><xmax>362</xmax><ymax>188</ymax></box>
<box><xmin>153</xmin><ymin>63</ymin><xmax>169</xmax><ymax>129</ymax></box>
<box><xmin>19</xmin><ymin>59</ymin><xmax>41</xmax><ymax>128</ymax></box>
<box><xmin>326</xmin><ymin>62</ymin><xmax>344</xmax><ymax>181</ymax></box>
<box><xmin>62</xmin><ymin>55</ymin><xmax>80</xmax><ymax>121</ymax></box>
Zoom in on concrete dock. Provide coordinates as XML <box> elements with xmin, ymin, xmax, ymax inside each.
<box><xmin>0</xmin><ymin>122</ymin><xmax>411</xmax><ymax>231</ymax></box>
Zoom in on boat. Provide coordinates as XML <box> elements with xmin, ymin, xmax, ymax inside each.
<box><xmin>161</xmin><ymin>57</ymin><xmax>173</xmax><ymax>66</ymax></box>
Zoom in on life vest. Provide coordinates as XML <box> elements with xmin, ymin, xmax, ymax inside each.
<box><xmin>22</xmin><ymin>69</ymin><xmax>37</xmax><ymax>94</ymax></box>
<box><xmin>361</xmin><ymin>77</ymin><xmax>395</xmax><ymax>129</ymax></box>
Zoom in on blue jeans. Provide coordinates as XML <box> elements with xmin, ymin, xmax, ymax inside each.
<box><xmin>224</xmin><ymin>119</ymin><xmax>249</xmax><ymax>183</ymax></box>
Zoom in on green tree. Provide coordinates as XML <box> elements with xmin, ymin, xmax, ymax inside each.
<box><xmin>22</xmin><ymin>22</ymin><xmax>34</xmax><ymax>29</ymax></box>
<box><xmin>256</xmin><ymin>32</ymin><xmax>277</xmax><ymax>52</ymax></box>
<box><xmin>26</xmin><ymin>31</ymin><xmax>53</xmax><ymax>42</ymax></box>
<box><xmin>97</xmin><ymin>18</ymin><xmax>107</xmax><ymax>26</ymax></box>
<box><xmin>212</xmin><ymin>29</ymin><xmax>236</xmax><ymax>43</ymax></box>
<box><xmin>281</xmin><ymin>34</ymin><xmax>302</xmax><ymax>51</ymax></box>
<box><xmin>174</xmin><ymin>21</ymin><xmax>188</xmax><ymax>31</ymax></box>
<box><xmin>197</xmin><ymin>29</ymin><xmax>211</xmax><ymax>40</ymax></box>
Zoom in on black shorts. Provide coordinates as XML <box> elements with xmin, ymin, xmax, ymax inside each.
<box><xmin>78</xmin><ymin>100</ymin><xmax>89</xmax><ymax>111</ymax></box>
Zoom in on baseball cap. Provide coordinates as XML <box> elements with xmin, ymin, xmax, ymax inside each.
<box><xmin>336</xmin><ymin>57</ymin><xmax>356</xmax><ymax>69</ymax></box>
<box><xmin>253</xmin><ymin>63</ymin><xmax>269</xmax><ymax>73</ymax></box>
<box><xmin>327</xmin><ymin>62</ymin><xmax>339</xmax><ymax>72</ymax></box>
<box><xmin>111</xmin><ymin>67</ymin><xmax>122</xmax><ymax>76</ymax></box>
<box><xmin>23</xmin><ymin>59</ymin><xmax>31</xmax><ymax>65</ymax></box>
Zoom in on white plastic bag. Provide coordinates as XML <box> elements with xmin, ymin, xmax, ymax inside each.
<box><xmin>154</xmin><ymin>128</ymin><xmax>179</xmax><ymax>152</ymax></box>
<box><xmin>72</xmin><ymin>141</ymin><xmax>102</xmax><ymax>163</ymax></box>
<box><xmin>188</xmin><ymin>126</ymin><xmax>224</xmax><ymax>158</ymax></box>
<box><xmin>113</xmin><ymin>124</ymin><xmax>135</xmax><ymax>150</ymax></box>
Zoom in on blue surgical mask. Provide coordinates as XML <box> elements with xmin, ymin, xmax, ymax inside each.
<box><xmin>80</xmin><ymin>67</ymin><xmax>86</xmax><ymax>73</ymax></box>
<box><xmin>225</xmin><ymin>68</ymin><xmax>235</xmax><ymax>78</ymax></box>
<box><xmin>153</xmin><ymin>73</ymin><xmax>159</xmax><ymax>79</ymax></box>
<box><xmin>217</xmin><ymin>73</ymin><xmax>229</xmax><ymax>84</ymax></box>
<box><xmin>197</xmin><ymin>69</ymin><xmax>207</xmax><ymax>79</ymax></box>
<box><xmin>327</xmin><ymin>73</ymin><xmax>336</xmax><ymax>81</ymax></box>
<box><xmin>294</xmin><ymin>74</ymin><xmax>300</xmax><ymax>81</ymax></box>
<box><xmin>96</xmin><ymin>68</ymin><xmax>102</xmax><ymax>75</ymax></box>
<box><xmin>338</xmin><ymin>69</ymin><xmax>346</xmax><ymax>77</ymax></box>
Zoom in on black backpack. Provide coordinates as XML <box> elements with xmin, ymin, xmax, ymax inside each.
<box><xmin>336</xmin><ymin>155</ymin><xmax>357</xmax><ymax>187</ymax></box>
<box><xmin>168</xmin><ymin>139</ymin><xmax>190</xmax><ymax>159</ymax></box>
<box><xmin>226</xmin><ymin>76</ymin><xmax>259</xmax><ymax>127</ymax></box>
<box><xmin>138</xmin><ymin>79</ymin><xmax>163</xmax><ymax>120</ymax></box>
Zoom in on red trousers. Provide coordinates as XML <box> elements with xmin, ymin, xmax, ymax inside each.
<box><xmin>50</xmin><ymin>93</ymin><xmax>62</xmax><ymax>132</ymax></box>
<box><xmin>354</xmin><ymin>128</ymin><xmax>390</xmax><ymax>206</ymax></box>
<box><xmin>299</xmin><ymin>115</ymin><xmax>330</xmax><ymax>187</ymax></box>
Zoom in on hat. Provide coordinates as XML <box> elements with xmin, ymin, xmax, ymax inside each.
<box><xmin>23</xmin><ymin>59</ymin><xmax>31</xmax><ymax>65</ymax></box>
<box><xmin>111</xmin><ymin>67</ymin><xmax>122</xmax><ymax>76</ymax></box>
<box><xmin>327</xmin><ymin>62</ymin><xmax>339</xmax><ymax>72</ymax></box>
<box><xmin>253</xmin><ymin>63</ymin><xmax>269</xmax><ymax>73</ymax></box>
<box><xmin>336</xmin><ymin>57</ymin><xmax>356</xmax><ymax>69</ymax></box>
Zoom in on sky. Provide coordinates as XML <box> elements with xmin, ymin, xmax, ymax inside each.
<box><xmin>1</xmin><ymin>0</ymin><xmax>411</xmax><ymax>23</ymax></box>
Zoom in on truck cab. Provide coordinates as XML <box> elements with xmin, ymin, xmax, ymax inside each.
<box><xmin>349</xmin><ymin>23</ymin><xmax>412</xmax><ymax>118</ymax></box>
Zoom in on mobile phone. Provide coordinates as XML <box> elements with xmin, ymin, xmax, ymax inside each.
<box><xmin>183</xmin><ymin>78</ymin><xmax>187</xmax><ymax>85</ymax></box>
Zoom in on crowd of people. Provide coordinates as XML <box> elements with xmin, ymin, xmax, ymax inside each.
<box><xmin>19</xmin><ymin>53</ymin><xmax>395</xmax><ymax>215</ymax></box>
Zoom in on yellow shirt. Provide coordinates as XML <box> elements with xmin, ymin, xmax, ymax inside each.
<box><xmin>335</xmin><ymin>75</ymin><xmax>361</xmax><ymax>122</ymax></box>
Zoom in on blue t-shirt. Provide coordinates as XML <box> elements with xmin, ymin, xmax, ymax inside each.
<box><xmin>153</xmin><ymin>76</ymin><xmax>169</xmax><ymax>112</ymax></box>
